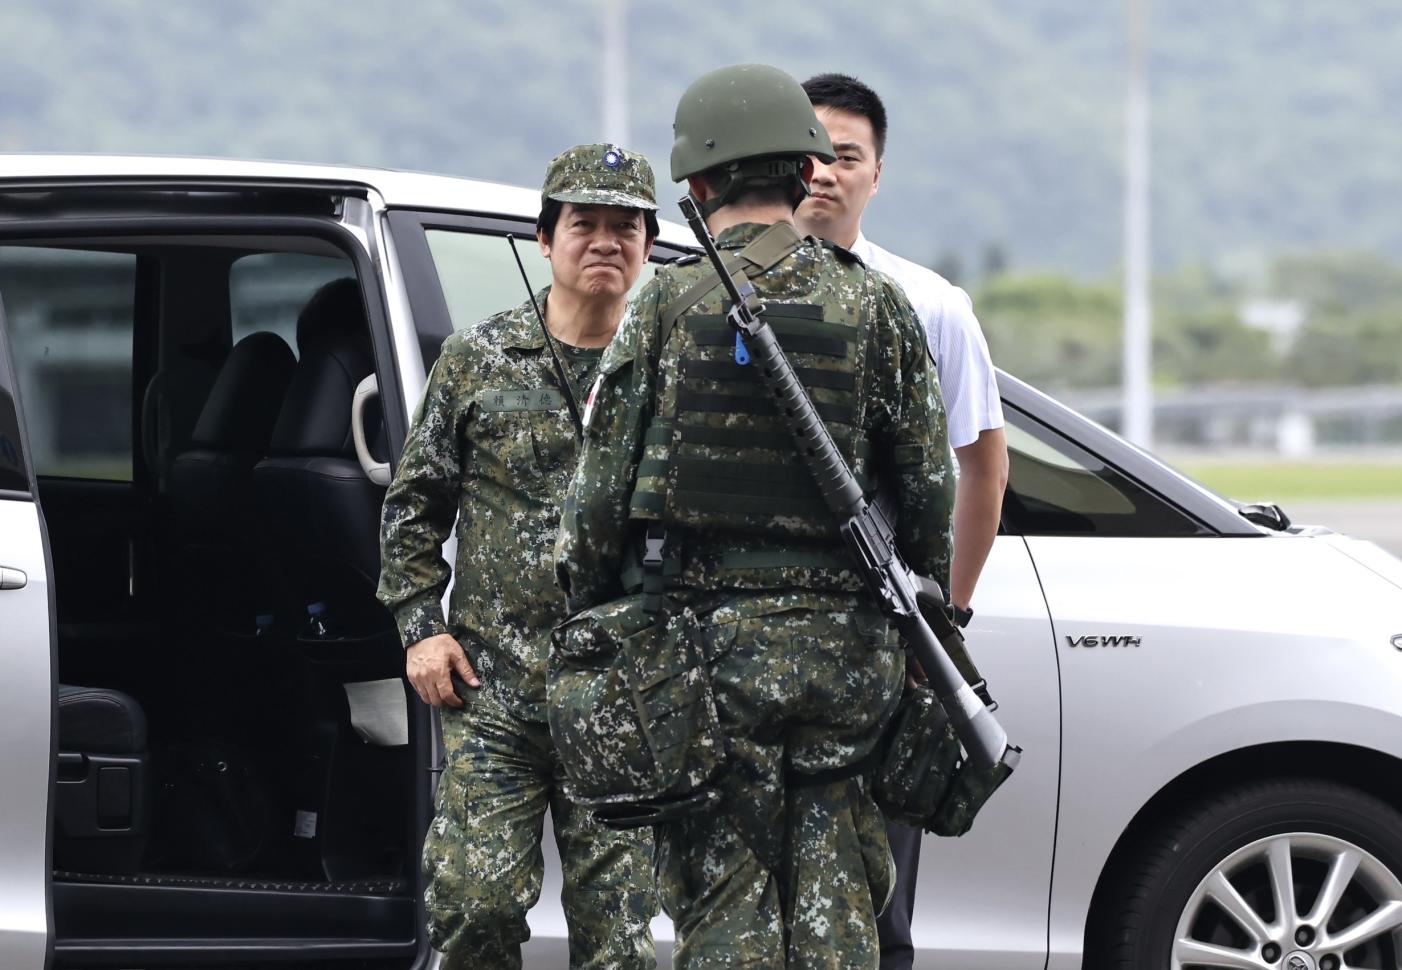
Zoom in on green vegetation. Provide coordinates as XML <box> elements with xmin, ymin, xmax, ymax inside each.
<box><xmin>974</xmin><ymin>251</ymin><xmax>1402</xmax><ymax>392</ymax></box>
<box><xmin>3</xmin><ymin>1</ymin><xmax>1402</xmax><ymax>277</ymax></box>
<box><xmin>976</xmin><ymin>273</ymin><xmax>1122</xmax><ymax>392</ymax></box>
<box><xmin>2</xmin><ymin>1</ymin><xmax>1398</xmax><ymax>400</ymax></box>
<box><xmin>1178</xmin><ymin>462</ymin><xmax>1402</xmax><ymax>502</ymax></box>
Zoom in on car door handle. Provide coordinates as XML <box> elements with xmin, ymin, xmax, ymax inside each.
<box><xmin>0</xmin><ymin>566</ymin><xmax>28</xmax><ymax>590</ymax></box>
<box><xmin>352</xmin><ymin>374</ymin><xmax>392</xmax><ymax>487</ymax></box>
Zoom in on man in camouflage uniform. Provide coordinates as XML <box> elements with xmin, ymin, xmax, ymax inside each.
<box><xmin>555</xmin><ymin>65</ymin><xmax>954</xmax><ymax>969</ymax></box>
<box><xmin>377</xmin><ymin>144</ymin><xmax>661</xmax><ymax>970</ymax></box>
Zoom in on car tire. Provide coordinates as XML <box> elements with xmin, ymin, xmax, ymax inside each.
<box><xmin>1092</xmin><ymin>777</ymin><xmax>1402</xmax><ymax>970</ymax></box>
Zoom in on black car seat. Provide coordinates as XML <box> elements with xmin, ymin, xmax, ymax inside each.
<box><xmin>250</xmin><ymin>278</ymin><xmax>406</xmax><ymax>881</ymax></box>
<box><xmin>54</xmin><ymin>684</ymin><xmax>150</xmax><ymax>875</ymax></box>
<box><xmin>251</xmin><ymin>277</ymin><xmax>389</xmax><ymax>633</ymax></box>
<box><xmin>168</xmin><ymin>331</ymin><xmax>295</xmax><ymax>631</ymax></box>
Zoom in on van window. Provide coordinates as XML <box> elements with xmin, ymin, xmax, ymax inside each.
<box><xmin>0</xmin><ymin>247</ymin><xmax>135</xmax><ymax>481</ymax></box>
<box><xmin>1003</xmin><ymin>408</ymin><xmax>1204</xmax><ymax>536</ymax></box>
<box><xmin>424</xmin><ymin>229</ymin><xmax>656</xmax><ymax>331</ymax></box>
<box><xmin>230</xmin><ymin>253</ymin><xmax>355</xmax><ymax>355</ymax></box>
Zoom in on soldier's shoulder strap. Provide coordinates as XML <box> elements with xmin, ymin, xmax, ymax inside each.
<box><xmin>657</xmin><ymin>221</ymin><xmax>807</xmax><ymax>349</ymax></box>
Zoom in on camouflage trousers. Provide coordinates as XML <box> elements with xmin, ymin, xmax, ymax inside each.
<box><xmin>423</xmin><ymin>688</ymin><xmax>657</xmax><ymax>970</ymax></box>
<box><xmin>655</xmin><ymin>599</ymin><xmax>905</xmax><ymax>969</ymax></box>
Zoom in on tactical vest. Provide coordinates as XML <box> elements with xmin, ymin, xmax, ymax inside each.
<box><xmin>628</xmin><ymin>225</ymin><xmax>877</xmax><ymax>549</ymax></box>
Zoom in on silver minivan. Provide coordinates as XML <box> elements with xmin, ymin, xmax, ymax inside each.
<box><xmin>3</xmin><ymin>156</ymin><xmax>1402</xmax><ymax>970</ymax></box>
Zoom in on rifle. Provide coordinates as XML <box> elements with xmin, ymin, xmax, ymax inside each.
<box><xmin>676</xmin><ymin>194</ymin><xmax>1019</xmax><ymax>774</ymax></box>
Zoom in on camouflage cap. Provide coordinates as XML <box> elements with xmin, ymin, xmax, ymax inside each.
<box><xmin>541</xmin><ymin>143</ymin><xmax>658</xmax><ymax>211</ymax></box>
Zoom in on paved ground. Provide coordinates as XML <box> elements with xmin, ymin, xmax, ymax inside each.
<box><xmin>1284</xmin><ymin>498</ymin><xmax>1402</xmax><ymax>557</ymax></box>
<box><xmin>521</xmin><ymin>939</ymin><xmax>673</xmax><ymax>968</ymax></box>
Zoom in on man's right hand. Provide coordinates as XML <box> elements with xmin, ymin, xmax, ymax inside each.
<box><xmin>405</xmin><ymin>633</ymin><xmax>480</xmax><ymax>708</ymax></box>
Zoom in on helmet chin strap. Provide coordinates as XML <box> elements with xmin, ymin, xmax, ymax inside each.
<box><xmin>693</xmin><ymin>182</ymin><xmax>729</xmax><ymax>220</ymax></box>
<box><xmin>694</xmin><ymin>156</ymin><xmax>810</xmax><ymax>218</ymax></box>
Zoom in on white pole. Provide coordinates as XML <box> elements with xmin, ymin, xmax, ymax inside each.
<box><xmin>602</xmin><ymin>0</ymin><xmax>629</xmax><ymax>146</ymax></box>
<box><xmin>1123</xmin><ymin>0</ymin><xmax>1153</xmax><ymax>447</ymax></box>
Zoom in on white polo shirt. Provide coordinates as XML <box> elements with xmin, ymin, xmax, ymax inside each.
<box><xmin>851</xmin><ymin>233</ymin><xmax>1003</xmax><ymax>450</ymax></box>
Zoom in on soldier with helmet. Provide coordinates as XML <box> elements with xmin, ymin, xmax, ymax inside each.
<box><xmin>377</xmin><ymin>144</ymin><xmax>660</xmax><ymax>969</ymax></box>
<box><xmin>554</xmin><ymin>65</ymin><xmax>954</xmax><ymax>967</ymax></box>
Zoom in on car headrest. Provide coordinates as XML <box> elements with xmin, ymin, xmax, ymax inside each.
<box><xmin>262</xmin><ymin>278</ymin><xmax>377</xmax><ymax>457</ymax></box>
<box><xmin>297</xmin><ymin>277</ymin><xmax>369</xmax><ymax>354</ymax></box>
<box><xmin>189</xmin><ymin>332</ymin><xmax>296</xmax><ymax>452</ymax></box>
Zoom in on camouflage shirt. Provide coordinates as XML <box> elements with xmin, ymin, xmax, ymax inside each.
<box><xmin>556</xmin><ymin>222</ymin><xmax>954</xmax><ymax>613</ymax></box>
<box><xmin>378</xmin><ymin>287</ymin><xmax>601</xmax><ymax>721</ymax></box>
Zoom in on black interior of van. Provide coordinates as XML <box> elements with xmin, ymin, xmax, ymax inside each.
<box><xmin>1</xmin><ymin>226</ymin><xmax>425</xmax><ymax>966</ymax></box>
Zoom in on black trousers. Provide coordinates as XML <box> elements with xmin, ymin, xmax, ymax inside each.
<box><xmin>877</xmin><ymin>820</ymin><xmax>922</xmax><ymax>970</ymax></box>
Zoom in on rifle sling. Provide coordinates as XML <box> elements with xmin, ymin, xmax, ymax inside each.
<box><xmin>659</xmin><ymin>222</ymin><xmax>807</xmax><ymax>349</ymax></box>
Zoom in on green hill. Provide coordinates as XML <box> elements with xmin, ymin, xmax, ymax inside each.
<box><xmin>2</xmin><ymin>0</ymin><xmax>1399</xmax><ymax>276</ymax></box>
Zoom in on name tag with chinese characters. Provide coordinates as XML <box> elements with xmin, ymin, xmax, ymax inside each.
<box><xmin>476</xmin><ymin>388</ymin><xmax>566</xmax><ymax>412</ymax></box>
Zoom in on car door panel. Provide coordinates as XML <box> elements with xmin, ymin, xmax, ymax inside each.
<box><xmin>915</xmin><ymin>535</ymin><xmax>1058</xmax><ymax>968</ymax></box>
<box><xmin>1030</xmin><ymin>535</ymin><xmax>1402</xmax><ymax>970</ymax></box>
<box><xmin>0</xmin><ymin>304</ymin><xmax>54</xmax><ymax>970</ymax></box>
<box><xmin>0</xmin><ymin>501</ymin><xmax>54</xmax><ymax>969</ymax></box>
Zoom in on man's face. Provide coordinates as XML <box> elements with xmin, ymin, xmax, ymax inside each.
<box><xmin>797</xmin><ymin>106</ymin><xmax>883</xmax><ymax>248</ymax></box>
<box><xmin>539</xmin><ymin>202</ymin><xmax>653</xmax><ymax>300</ymax></box>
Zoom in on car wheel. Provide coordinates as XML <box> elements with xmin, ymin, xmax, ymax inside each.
<box><xmin>1094</xmin><ymin>778</ymin><xmax>1402</xmax><ymax>969</ymax></box>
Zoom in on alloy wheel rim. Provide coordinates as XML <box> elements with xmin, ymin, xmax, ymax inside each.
<box><xmin>1171</xmin><ymin>832</ymin><xmax>1402</xmax><ymax>969</ymax></box>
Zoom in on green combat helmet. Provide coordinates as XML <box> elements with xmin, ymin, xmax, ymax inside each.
<box><xmin>671</xmin><ymin>63</ymin><xmax>836</xmax><ymax>215</ymax></box>
<box><xmin>541</xmin><ymin>143</ymin><xmax>658</xmax><ymax>210</ymax></box>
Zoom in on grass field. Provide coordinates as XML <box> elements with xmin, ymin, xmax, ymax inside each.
<box><xmin>1174</xmin><ymin>461</ymin><xmax>1402</xmax><ymax>501</ymax></box>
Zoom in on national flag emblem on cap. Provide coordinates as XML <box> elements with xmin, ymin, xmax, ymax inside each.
<box><xmin>541</xmin><ymin>143</ymin><xmax>659</xmax><ymax>210</ymax></box>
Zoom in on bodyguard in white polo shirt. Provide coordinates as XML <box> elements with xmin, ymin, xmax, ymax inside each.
<box><xmin>796</xmin><ymin>72</ymin><xmax>1009</xmax><ymax>970</ymax></box>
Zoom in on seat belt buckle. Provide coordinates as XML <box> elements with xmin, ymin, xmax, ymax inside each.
<box><xmin>643</xmin><ymin>533</ymin><xmax>666</xmax><ymax>567</ymax></box>
<box><xmin>640</xmin><ymin>526</ymin><xmax>668</xmax><ymax>617</ymax></box>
